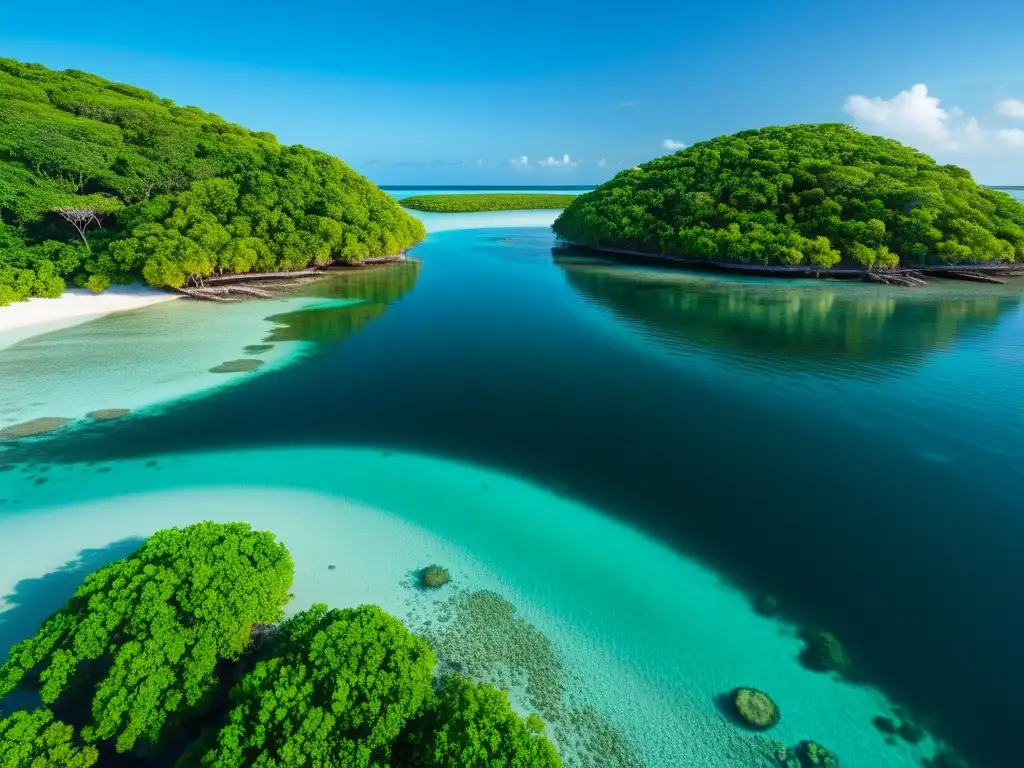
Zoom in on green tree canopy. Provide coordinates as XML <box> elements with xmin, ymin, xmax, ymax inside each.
<box><xmin>0</xmin><ymin>708</ymin><xmax>98</xmax><ymax>768</ymax></box>
<box><xmin>0</xmin><ymin>522</ymin><xmax>294</xmax><ymax>753</ymax></box>
<box><xmin>405</xmin><ymin>675</ymin><xmax>562</xmax><ymax>768</ymax></box>
<box><xmin>0</xmin><ymin>525</ymin><xmax>566</xmax><ymax>766</ymax></box>
<box><xmin>553</xmin><ymin>123</ymin><xmax>1024</xmax><ymax>269</ymax></box>
<box><xmin>0</xmin><ymin>58</ymin><xmax>425</xmax><ymax>304</ymax></box>
<box><xmin>193</xmin><ymin>603</ymin><xmax>436</xmax><ymax>768</ymax></box>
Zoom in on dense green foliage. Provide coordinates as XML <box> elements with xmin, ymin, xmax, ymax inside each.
<box><xmin>399</xmin><ymin>193</ymin><xmax>576</xmax><ymax>212</ymax></box>
<box><xmin>553</xmin><ymin>123</ymin><xmax>1024</xmax><ymax>269</ymax></box>
<box><xmin>0</xmin><ymin>522</ymin><xmax>294</xmax><ymax>752</ymax></box>
<box><xmin>408</xmin><ymin>676</ymin><xmax>561</xmax><ymax>767</ymax></box>
<box><xmin>0</xmin><ymin>524</ymin><xmax>564</xmax><ymax>766</ymax></box>
<box><xmin>0</xmin><ymin>708</ymin><xmax>98</xmax><ymax>768</ymax></box>
<box><xmin>0</xmin><ymin>58</ymin><xmax>425</xmax><ymax>304</ymax></box>
<box><xmin>196</xmin><ymin>603</ymin><xmax>436</xmax><ymax>767</ymax></box>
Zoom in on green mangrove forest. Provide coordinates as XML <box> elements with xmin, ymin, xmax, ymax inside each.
<box><xmin>0</xmin><ymin>59</ymin><xmax>426</xmax><ymax>306</ymax></box>
<box><xmin>399</xmin><ymin>193</ymin><xmax>576</xmax><ymax>213</ymax></box>
<box><xmin>0</xmin><ymin>522</ymin><xmax>562</xmax><ymax>767</ymax></box>
<box><xmin>552</xmin><ymin>124</ymin><xmax>1024</xmax><ymax>271</ymax></box>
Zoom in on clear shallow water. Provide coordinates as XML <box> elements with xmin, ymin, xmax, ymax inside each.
<box><xmin>0</xmin><ymin>201</ymin><xmax>1021</xmax><ymax>765</ymax></box>
<box><xmin>0</xmin><ymin>262</ymin><xmax>421</xmax><ymax>432</ymax></box>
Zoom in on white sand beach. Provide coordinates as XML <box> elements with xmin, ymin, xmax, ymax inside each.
<box><xmin>0</xmin><ymin>293</ymin><xmax>368</xmax><ymax>430</ymax></box>
<box><xmin>0</xmin><ymin>285</ymin><xmax>179</xmax><ymax>351</ymax></box>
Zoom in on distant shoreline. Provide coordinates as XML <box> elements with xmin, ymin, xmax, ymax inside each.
<box><xmin>400</xmin><ymin>193</ymin><xmax>575</xmax><ymax>213</ymax></box>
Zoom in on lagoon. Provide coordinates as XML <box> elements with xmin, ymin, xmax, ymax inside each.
<box><xmin>1</xmin><ymin>191</ymin><xmax>1022</xmax><ymax>767</ymax></box>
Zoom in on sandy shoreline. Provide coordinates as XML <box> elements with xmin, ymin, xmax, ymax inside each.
<box><xmin>0</xmin><ymin>284</ymin><xmax>179</xmax><ymax>350</ymax></box>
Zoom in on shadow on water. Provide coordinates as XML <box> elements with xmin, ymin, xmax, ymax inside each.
<box><xmin>264</xmin><ymin>260</ymin><xmax>422</xmax><ymax>344</ymax></box>
<box><xmin>0</xmin><ymin>538</ymin><xmax>144</xmax><ymax>668</ymax></box>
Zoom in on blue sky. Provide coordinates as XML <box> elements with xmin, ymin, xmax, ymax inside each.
<box><xmin>3</xmin><ymin>0</ymin><xmax>1024</xmax><ymax>184</ymax></box>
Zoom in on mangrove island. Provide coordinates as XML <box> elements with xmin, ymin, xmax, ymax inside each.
<box><xmin>552</xmin><ymin>123</ymin><xmax>1024</xmax><ymax>282</ymax></box>
<box><xmin>399</xmin><ymin>193</ymin><xmax>577</xmax><ymax>213</ymax></box>
<box><xmin>0</xmin><ymin>59</ymin><xmax>426</xmax><ymax>306</ymax></box>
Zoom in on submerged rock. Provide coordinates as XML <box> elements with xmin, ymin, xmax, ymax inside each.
<box><xmin>0</xmin><ymin>417</ymin><xmax>73</xmax><ymax>441</ymax></box>
<box><xmin>799</xmin><ymin>631</ymin><xmax>849</xmax><ymax>673</ymax></box>
<box><xmin>731</xmin><ymin>687</ymin><xmax>780</xmax><ymax>730</ymax></box>
<box><xmin>87</xmin><ymin>408</ymin><xmax>131</xmax><ymax>420</ymax></box>
<box><xmin>797</xmin><ymin>740</ymin><xmax>839</xmax><ymax>767</ymax></box>
<box><xmin>872</xmin><ymin>715</ymin><xmax>898</xmax><ymax>735</ymax></box>
<box><xmin>209</xmin><ymin>358</ymin><xmax>264</xmax><ymax>373</ymax></box>
<box><xmin>243</xmin><ymin>344</ymin><xmax>274</xmax><ymax>354</ymax></box>
<box><xmin>420</xmin><ymin>564</ymin><xmax>450</xmax><ymax>589</ymax></box>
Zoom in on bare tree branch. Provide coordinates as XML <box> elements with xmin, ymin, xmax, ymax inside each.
<box><xmin>56</xmin><ymin>208</ymin><xmax>104</xmax><ymax>251</ymax></box>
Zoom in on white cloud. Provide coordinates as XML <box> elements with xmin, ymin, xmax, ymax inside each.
<box><xmin>511</xmin><ymin>153</ymin><xmax>582</xmax><ymax>170</ymax></box>
<box><xmin>995</xmin><ymin>98</ymin><xmax>1024</xmax><ymax>119</ymax></box>
<box><xmin>999</xmin><ymin>128</ymin><xmax>1024</xmax><ymax>147</ymax></box>
<box><xmin>844</xmin><ymin>83</ymin><xmax>1024</xmax><ymax>153</ymax></box>
<box><xmin>844</xmin><ymin>84</ymin><xmax>954</xmax><ymax>148</ymax></box>
<box><xmin>537</xmin><ymin>153</ymin><xmax>577</xmax><ymax>168</ymax></box>
<box><xmin>662</xmin><ymin>138</ymin><xmax>685</xmax><ymax>150</ymax></box>
<box><xmin>597</xmin><ymin>158</ymin><xmax>607</xmax><ymax>168</ymax></box>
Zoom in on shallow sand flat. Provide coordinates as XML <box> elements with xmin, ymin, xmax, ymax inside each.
<box><xmin>0</xmin><ymin>285</ymin><xmax>179</xmax><ymax>351</ymax></box>
<box><xmin>0</xmin><ymin>295</ymin><xmax>363</xmax><ymax>431</ymax></box>
<box><xmin>0</xmin><ymin>447</ymin><xmax>931</xmax><ymax>767</ymax></box>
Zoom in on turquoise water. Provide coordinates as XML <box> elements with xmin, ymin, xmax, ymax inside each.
<box><xmin>1</xmin><ymin>197</ymin><xmax>1022</xmax><ymax>766</ymax></box>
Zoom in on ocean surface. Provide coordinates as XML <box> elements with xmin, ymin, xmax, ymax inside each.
<box><xmin>1</xmin><ymin>189</ymin><xmax>1022</xmax><ymax>767</ymax></box>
